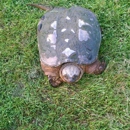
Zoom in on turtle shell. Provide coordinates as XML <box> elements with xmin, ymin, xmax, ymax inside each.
<box><xmin>37</xmin><ymin>6</ymin><xmax>101</xmax><ymax>67</ymax></box>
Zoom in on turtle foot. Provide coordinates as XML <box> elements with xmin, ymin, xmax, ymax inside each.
<box><xmin>85</xmin><ymin>60</ymin><xmax>107</xmax><ymax>75</ymax></box>
<box><xmin>48</xmin><ymin>76</ymin><xmax>63</xmax><ymax>87</ymax></box>
<box><xmin>95</xmin><ymin>62</ymin><xmax>106</xmax><ymax>74</ymax></box>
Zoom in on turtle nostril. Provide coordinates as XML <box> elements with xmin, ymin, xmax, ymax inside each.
<box><xmin>67</xmin><ymin>75</ymin><xmax>79</xmax><ymax>83</ymax></box>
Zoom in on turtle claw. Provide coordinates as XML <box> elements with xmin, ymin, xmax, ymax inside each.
<box><xmin>94</xmin><ymin>61</ymin><xmax>106</xmax><ymax>75</ymax></box>
<box><xmin>48</xmin><ymin>76</ymin><xmax>62</xmax><ymax>87</ymax></box>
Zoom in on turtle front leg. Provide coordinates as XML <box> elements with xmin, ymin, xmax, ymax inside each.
<box><xmin>48</xmin><ymin>76</ymin><xmax>63</xmax><ymax>87</ymax></box>
<box><xmin>85</xmin><ymin>59</ymin><xmax>106</xmax><ymax>75</ymax></box>
<box><xmin>40</xmin><ymin>62</ymin><xmax>63</xmax><ymax>87</ymax></box>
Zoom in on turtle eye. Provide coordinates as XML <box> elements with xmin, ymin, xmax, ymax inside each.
<box><xmin>64</xmin><ymin>74</ymin><xmax>69</xmax><ymax>80</ymax></box>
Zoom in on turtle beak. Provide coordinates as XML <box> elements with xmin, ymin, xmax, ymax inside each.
<box><xmin>67</xmin><ymin>78</ymin><xmax>75</xmax><ymax>83</ymax></box>
<box><xmin>67</xmin><ymin>75</ymin><xmax>79</xmax><ymax>83</ymax></box>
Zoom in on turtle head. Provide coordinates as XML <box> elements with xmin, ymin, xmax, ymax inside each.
<box><xmin>60</xmin><ymin>63</ymin><xmax>83</xmax><ymax>83</ymax></box>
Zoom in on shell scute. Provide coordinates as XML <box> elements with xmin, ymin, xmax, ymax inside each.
<box><xmin>38</xmin><ymin>6</ymin><xmax>101</xmax><ymax>66</ymax></box>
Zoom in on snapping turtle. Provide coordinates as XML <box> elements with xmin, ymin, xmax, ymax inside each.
<box><xmin>28</xmin><ymin>4</ymin><xmax>106</xmax><ymax>87</ymax></box>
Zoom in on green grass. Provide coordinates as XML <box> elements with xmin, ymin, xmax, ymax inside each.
<box><xmin>0</xmin><ymin>0</ymin><xmax>130</xmax><ymax>129</ymax></box>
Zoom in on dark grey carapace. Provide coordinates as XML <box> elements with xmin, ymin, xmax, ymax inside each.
<box><xmin>28</xmin><ymin>4</ymin><xmax>106</xmax><ymax>87</ymax></box>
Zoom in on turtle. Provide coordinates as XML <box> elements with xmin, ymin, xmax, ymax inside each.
<box><xmin>28</xmin><ymin>4</ymin><xmax>106</xmax><ymax>87</ymax></box>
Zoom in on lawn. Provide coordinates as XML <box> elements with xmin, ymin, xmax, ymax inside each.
<box><xmin>0</xmin><ymin>0</ymin><xmax>130</xmax><ymax>129</ymax></box>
